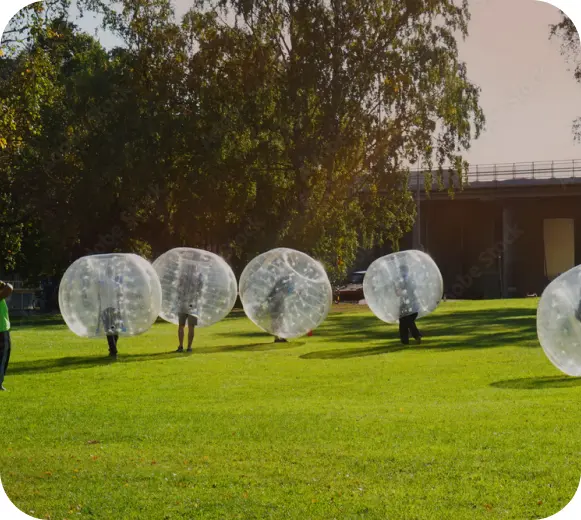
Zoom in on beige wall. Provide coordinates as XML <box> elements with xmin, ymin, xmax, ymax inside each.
<box><xmin>543</xmin><ymin>218</ymin><xmax>575</xmax><ymax>280</ymax></box>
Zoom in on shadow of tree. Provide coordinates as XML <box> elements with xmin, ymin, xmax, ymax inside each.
<box><xmin>214</xmin><ymin>330</ymin><xmax>270</xmax><ymax>339</ymax></box>
<box><xmin>10</xmin><ymin>355</ymin><xmax>124</xmax><ymax>375</ymax></box>
<box><xmin>490</xmin><ymin>376</ymin><xmax>581</xmax><ymax>390</ymax></box>
<box><xmin>9</xmin><ymin>341</ymin><xmax>303</xmax><ymax>376</ymax></box>
<box><xmin>300</xmin><ymin>345</ymin><xmax>407</xmax><ymax>359</ymax></box>
<box><xmin>223</xmin><ymin>309</ymin><xmax>247</xmax><ymax>320</ymax></box>
<box><xmin>9</xmin><ymin>305</ymin><xmax>542</xmax><ymax>368</ymax></box>
<box><xmin>301</xmin><ymin>306</ymin><xmax>539</xmax><ymax>359</ymax></box>
<box><xmin>194</xmin><ymin>341</ymin><xmax>303</xmax><ymax>354</ymax></box>
<box><xmin>10</xmin><ymin>314</ymin><xmax>66</xmax><ymax>329</ymax></box>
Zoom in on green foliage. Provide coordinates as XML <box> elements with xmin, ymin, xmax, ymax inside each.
<box><xmin>0</xmin><ymin>4</ymin><xmax>66</xmax><ymax>271</ymax></box>
<box><xmin>0</xmin><ymin>0</ymin><xmax>484</xmax><ymax>280</ymax></box>
<box><xmin>1</xmin><ymin>11</ymin><xmax>117</xmax><ymax>275</ymax></box>
<box><xmin>550</xmin><ymin>14</ymin><xmax>581</xmax><ymax>141</ymax></box>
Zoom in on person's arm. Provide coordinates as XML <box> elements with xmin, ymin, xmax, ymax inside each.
<box><xmin>0</xmin><ymin>281</ymin><xmax>13</xmax><ymax>301</ymax></box>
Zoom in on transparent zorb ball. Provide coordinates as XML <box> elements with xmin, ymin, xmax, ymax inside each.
<box><xmin>152</xmin><ymin>248</ymin><xmax>237</xmax><ymax>327</ymax></box>
<box><xmin>537</xmin><ymin>266</ymin><xmax>581</xmax><ymax>376</ymax></box>
<box><xmin>363</xmin><ymin>250</ymin><xmax>443</xmax><ymax>324</ymax></box>
<box><xmin>239</xmin><ymin>248</ymin><xmax>333</xmax><ymax>339</ymax></box>
<box><xmin>58</xmin><ymin>253</ymin><xmax>162</xmax><ymax>337</ymax></box>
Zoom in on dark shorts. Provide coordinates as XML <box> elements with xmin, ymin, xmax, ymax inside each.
<box><xmin>101</xmin><ymin>307</ymin><xmax>123</xmax><ymax>335</ymax></box>
<box><xmin>178</xmin><ymin>313</ymin><xmax>198</xmax><ymax>327</ymax></box>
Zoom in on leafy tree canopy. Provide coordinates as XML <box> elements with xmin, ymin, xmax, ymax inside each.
<box><xmin>1</xmin><ymin>0</ymin><xmax>484</xmax><ymax>284</ymax></box>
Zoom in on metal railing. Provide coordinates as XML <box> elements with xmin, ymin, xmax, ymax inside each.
<box><xmin>408</xmin><ymin>159</ymin><xmax>581</xmax><ymax>189</ymax></box>
<box><xmin>6</xmin><ymin>290</ymin><xmax>41</xmax><ymax>313</ymax></box>
<box><xmin>2</xmin><ymin>280</ymin><xmax>25</xmax><ymax>289</ymax></box>
<box><xmin>1</xmin><ymin>278</ymin><xmax>44</xmax><ymax>289</ymax></box>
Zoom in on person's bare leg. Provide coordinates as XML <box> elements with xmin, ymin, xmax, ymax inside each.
<box><xmin>187</xmin><ymin>325</ymin><xmax>195</xmax><ymax>351</ymax></box>
<box><xmin>177</xmin><ymin>325</ymin><xmax>185</xmax><ymax>352</ymax></box>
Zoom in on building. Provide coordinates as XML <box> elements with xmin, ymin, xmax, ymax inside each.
<box><xmin>401</xmin><ymin>159</ymin><xmax>581</xmax><ymax>299</ymax></box>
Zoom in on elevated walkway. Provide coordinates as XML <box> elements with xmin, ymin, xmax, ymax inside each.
<box><xmin>409</xmin><ymin>159</ymin><xmax>581</xmax><ymax>200</ymax></box>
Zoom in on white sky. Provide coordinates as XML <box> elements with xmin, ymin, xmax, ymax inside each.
<box><xmin>72</xmin><ymin>0</ymin><xmax>581</xmax><ymax>166</ymax></box>
<box><xmin>459</xmin><ymin>0</ymin><xmax>581</xmax><ymax>164</ymax></box>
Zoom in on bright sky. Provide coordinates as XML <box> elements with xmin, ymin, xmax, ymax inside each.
<box><xmin>71</xmin><ymin>0</ymin><xmax>581</xmax><ymax>166</ymax></box>
<box><xmin>459</xmin><ymin>0</ymin><xmax>581</xmax><ymax>164</ymax></box>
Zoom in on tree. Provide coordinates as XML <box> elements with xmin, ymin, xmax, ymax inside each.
<box><xmin>550</xmin><ymin>14</ymin><xmax>581</xmax><ymax>140</ymax></box>
<box><xmin>1</xmin><ymin>0</ymin><xmax>485</xmax><ymax>285</ymax></box>
<box><xmin>0</xmin><ymin>3</ymin><xmax>67</xmax><ymax>271</ymax></box>
<box><xmin>183</xmin><ymin>0</ymin><xmax>485</xmax><ymax>280</ymax></box>
<box><xmin>1</xmin><ymin>4</ymin><xmax>133</xmax><ymax>277</ymax></box>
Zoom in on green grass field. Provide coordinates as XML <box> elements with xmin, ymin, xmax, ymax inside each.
<box><xmin>1</xmin><ymin>299</ymin><xmax>580</xmax><ymax>519</ymax></box>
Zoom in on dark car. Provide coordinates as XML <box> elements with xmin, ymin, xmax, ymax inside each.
<box><xmin>334</xmin><ymin>271</ymin><xmax>366</xmax><ymax>303</ymax></box>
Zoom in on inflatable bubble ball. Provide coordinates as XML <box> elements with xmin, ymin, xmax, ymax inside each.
<box><xmin>537</xmin><ymin>266</ymin><xmax>581</xmax><ymax>377</ymax></box>
<box><xmin>59</xmin><ymin>253</ymin><xmax>162</xmax><ymax>338</ymax></box>
<box><xmin>239</xmin><ymin>248</ymin><xmax>333</xmax><ymax>339</ymax></box>
<box><xmin>152</xmin><ymin>248</ymin><xmax>238</xmax><ymax>327</ymax></box>
<box><xmin>363</xmin><ymin>250</ymin><xmax>443</xmax><ymax>324</ymax></box>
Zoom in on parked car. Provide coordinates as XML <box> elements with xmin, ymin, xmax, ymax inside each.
<box><xmin>334</xmin><ymin>271</ymin><xmax>366</xmax><ymax>303</ymax></box>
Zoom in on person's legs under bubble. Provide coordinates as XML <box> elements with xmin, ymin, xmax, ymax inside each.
<box><xmin>186</xmin><ymin>315</ymin><xmax>197</xmax><ymax>352</ymax></box>
<box><xmin>177</xmin><ymin>326</ymin><xmax>185</xmax><ymax>351</ymax></box>
<box><xmin>270</xmin><ymin>301</ymin><xmax>287</xmax><ymax>342</ymax></box>
<box><xmin>177</xmin><ymin>313</ymin><xmax>186</xmax><ymax>352</ymax></box>
<box><xmin>408</xmin><ymin>312</ymin><xmax>422</xmax><ymax>343</ymax></box>
<box><xmin>107</xmin><ymin>334</ymin><xmax>118</xmax><ymax>357</ymax></box>
<box><xmin>101</xmin><ymin>307</ymin><xmax>119</xmax><ymax>356</ymax></box>
<box><xmin>399</xmin><ymin>316</ymin><xmax>410</xmax><ymax>345</ymax></box>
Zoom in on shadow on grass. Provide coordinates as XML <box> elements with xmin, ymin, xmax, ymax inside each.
<box><xmin>10</xmin><ymin>314</ymin><xmax>66</xmax><ymax>329</ymax></box>
<box><xmin>9</xmin><ymin>341</ymin><xmax>302</xmax><ymax>376</ymax></box>
<box><xmin>301</xmin><ymin>345</ymin><xmax>407</xmax><ymax>359</ymax></box>
<box><xmin>214</xmin><ymin>330</ymin><xmax>270</xmax><ymax>339</ymax></box>
<box><xmin>323</xmin><ymin>308</ymin><xmax>536</xmax><ymax>347</ymax></box>
<box><xmin>195</xmin><ymin>341</ymin><xmax>303</xmax><ymax>354</ymax></box>
<box><xmin>11</xmin><ymin>315</ymin><xmax>191</xmax><ymax>329</ymax></box>
<box><xmin>490</xmin><ymin>376</ymin><xmax>581</xmax><ymax>390</ymax></box>
<box><xmin>300</xmin><ymin>306</ymin><xmax>539</xmax><ymax>359</ymax></box>
<box><xmin>223</xmin><ymin>309</ymin><xmax>247</xmax><ymax>320</ymax></box>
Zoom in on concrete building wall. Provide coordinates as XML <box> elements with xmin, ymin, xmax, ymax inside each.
<box><xmin>507</xmin><ymin>196</ymin><xmax>581</xmax><ymax>295</ymax></box>
<box><xmin>402</xmin><ymin>194</ymin><xmax>581</xmax><ymax>298</ymax></box>
<box><xmin>419</xmin><ymin>200</ymin><xmax>502</xmax><ymax>299</ymax></box>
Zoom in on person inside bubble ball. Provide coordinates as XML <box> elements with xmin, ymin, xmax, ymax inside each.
<box><xmin>101</xmin><ymin>306</ymin><xmax>123</xmax><ymax>357</ymax></box>
<box><xmin>397</xmin><ymin>263</ymin><xmax>422</xmax><ymax>346</ymax></box>
<box><xmin>98</xmin><ymin>275</ymin><xmax>125</xmax><ymax>358</ymax></box>
<box><xmin>268</xmin><ymin>275</ymin><xmax>296</xmax><ymax>343</ymax></box>
<box><xmin>176</xmin><ymin>268</ymin><xmax>203</xmax><ymax>353</ymax></box>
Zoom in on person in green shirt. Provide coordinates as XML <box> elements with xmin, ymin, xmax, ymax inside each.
<box><xmin>0</xmin><ymin>280</ymin><xmax>13</xmax><ymax>391</ymax></box>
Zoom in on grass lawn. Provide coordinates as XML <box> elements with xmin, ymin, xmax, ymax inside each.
<box><xmin>1</xmin><ymin>298</ymin><xmax>580</xmax><ymax>519</ymax></box>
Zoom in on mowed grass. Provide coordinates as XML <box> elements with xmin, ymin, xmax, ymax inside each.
<box><xmin>1</xmin><ymin>299</ymin><xmax>581</xmax><ymax>519</ymax></box>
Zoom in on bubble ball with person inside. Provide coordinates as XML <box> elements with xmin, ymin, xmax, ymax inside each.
<box><xmin>59</xmin><ymin>253</ymin><xmax>162</xmax><ymax>338</ymax></box>
<box><xmin>537</xmin><ymin>265</ymin><xmax>581</xmax><ymax>377</ymax></box>
<box><xmin>239</xmin><ymin>248</ymin><xmax>333</xmax><ymax>339</ymax></box>
<box><xmin>363</xmin><ymin>250</ymin><xmax>443</xmax><ymax>323</ymax></box>
<box><xmin>152</xmin><ymin>248</ymin><xmax>238</xmax><ymax>327</ymax></box>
